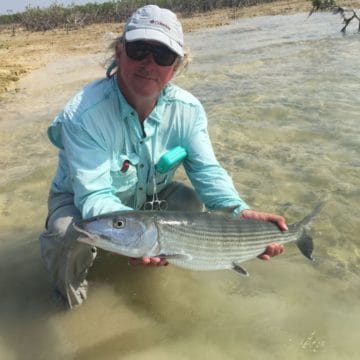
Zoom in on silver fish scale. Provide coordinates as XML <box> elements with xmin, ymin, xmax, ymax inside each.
<box><xmin>154</xmin><ymin>214</ymin><xmax>301</xmax><ymax>271</ymax></box>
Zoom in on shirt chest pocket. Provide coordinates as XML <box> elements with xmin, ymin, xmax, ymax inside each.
<box><xmin>110</xmin><ymin>154</ymin><xmax>139</xmax><ymax>193</ymax></box>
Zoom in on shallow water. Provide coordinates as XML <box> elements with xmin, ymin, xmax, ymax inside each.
<box><xmin>0</xmin><ymin>12</ymin><xmax>359</xmax><ymax>359</ymax></box>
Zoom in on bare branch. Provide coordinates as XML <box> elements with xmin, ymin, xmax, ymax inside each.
<box><xmin>308</xmin><ymin>1</ymin><xmax>360</xmax><ymax>34</ymax></box>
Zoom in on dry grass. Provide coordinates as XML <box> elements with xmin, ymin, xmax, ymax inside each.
<box><xmin>0</xmin><ymin>0</ymin><xmax>358</xmax><ymax>97</ymax></box>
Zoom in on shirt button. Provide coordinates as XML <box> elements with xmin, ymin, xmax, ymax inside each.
<box><xmin>139</xmin><ymin>187</ymin><xmax>143</xmax><ymax>191</ymax></box>
<box><xmin>139</xmin><ymin>164</ymin><xmax>144</xmax><ymax>168</ymax></box>
<box><xmin>139</xmin><ymin>140</ymin><xmax>144</xmax><ymax>144</ymax></box>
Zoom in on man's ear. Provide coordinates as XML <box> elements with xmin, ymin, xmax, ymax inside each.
<box><xmin>115</xmin><ymin>43</ymin><xmax>123</xmax><ymax>62</ymax></box>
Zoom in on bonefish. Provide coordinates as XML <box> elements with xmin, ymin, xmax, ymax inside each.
<box><xmin>74</xmin><ymin>203</ymin><xmax>324</xmax><ymax>275</ymax></box>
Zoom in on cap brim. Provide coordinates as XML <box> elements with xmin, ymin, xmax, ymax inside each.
<box><xmin>125</xmin><ymin>29</ymin><xmax>183</xmax><ymax>57</ymax></box>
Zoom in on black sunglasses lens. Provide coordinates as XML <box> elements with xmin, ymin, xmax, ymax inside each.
<box><xmin>125</xmin><ymin>42</ymin><xmax>149</xmax><ymax>61</ymax></box>
<box><xmin>152</xmin><ymin>47</ymin><xmax>177</xmax><ymax>66</ymax></box>
<box><xmin>125</xmin><ymin>41</ymin><xmax>177</xmax><ymax>66</ymax></box>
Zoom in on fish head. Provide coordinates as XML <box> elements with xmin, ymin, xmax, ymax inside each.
<box><xmin>73</xmin><ymin>211</ymin><xmax>159</xmax><ymax>257</ymax></box>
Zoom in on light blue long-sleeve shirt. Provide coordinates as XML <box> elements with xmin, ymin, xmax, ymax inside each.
<box><xmin>48</xmin><ymin>75</ymin><xmax>249</xmax><ymax>219</ymax></box>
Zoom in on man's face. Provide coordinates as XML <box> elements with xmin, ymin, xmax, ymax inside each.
<box><xmin>116</xmin><ymin>41</ymin><xmax>177</xmax><ymax>102</ymax></box>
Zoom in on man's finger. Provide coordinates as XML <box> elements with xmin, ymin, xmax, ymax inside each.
<box><xmin>257</xmin><ymin>243</ymin><xmax>284</xmax><ymax>260</ymax></box>
<box><xmin>277</xmin><ymin>218</ymin><xmax>288</xmax><ymax>231</ymax></box>
<box><xmin>128</xmin><ymin>256</ymin><xmax>168</xmax><ymax>267</ymax></box>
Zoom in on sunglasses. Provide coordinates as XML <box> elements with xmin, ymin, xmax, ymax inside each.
<box><xmin>125</xmin><ymin>41</ymin><xmax>178</xmax><ymax>67</ymax></box>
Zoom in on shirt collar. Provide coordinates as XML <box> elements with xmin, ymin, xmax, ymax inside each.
<box><xmin>148</xmin><ymin>85</ymin><xmax>172</xmax><ymax>123</ymax></box>
<box><xmin>113</xmin><ymin>75</ymin><xmax>137</xmax><ymax>120</ymax></box>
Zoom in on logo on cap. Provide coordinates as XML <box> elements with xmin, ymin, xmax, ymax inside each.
<box><xmin>150</xmin><ymin>19</ymin><xmax>171</xmax><ymax>31</ymax></box>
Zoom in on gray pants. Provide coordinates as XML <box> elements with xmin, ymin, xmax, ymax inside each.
<box><xmin>39</xmin><ymin>182</ymin><xmax>203</xmax><ymax>309</ymax></box>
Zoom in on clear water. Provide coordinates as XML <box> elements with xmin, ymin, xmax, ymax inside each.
<box><xmin>0</xmin><ymin>12</ymin><xmax>359</xmax><ymax>359</ymax></box>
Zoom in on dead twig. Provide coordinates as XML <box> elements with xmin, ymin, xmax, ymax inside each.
<box><xmin>309</xmin><ymin>1</ymin><xmax>360</xmax><ymax>33</ymax></box>
<box><xmin>339</xmin><ymin>9</ymin><xmax>360</xmax><ymax>33</ymax></box>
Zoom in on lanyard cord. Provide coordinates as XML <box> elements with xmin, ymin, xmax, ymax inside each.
<box><xmin>145</xmin><ymin>125</ymin><xmax>168</xmax><ymax>211</ymax></box>
<box><xmin>124</xmin><ymin>114</ymin><xmax>166</xmax><ymax>210</ymax></box>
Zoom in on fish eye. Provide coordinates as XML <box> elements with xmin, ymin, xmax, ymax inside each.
<box><xmin>113</xmin><ymin>218</ymin><xmax>126</xmax><ymax>229</ymax></box>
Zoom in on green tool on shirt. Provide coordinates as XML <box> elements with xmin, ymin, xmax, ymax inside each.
<box><xmin>156</xmin><ymin>146</ymin><xmax>187</xmax><ymax>174</ymax></box>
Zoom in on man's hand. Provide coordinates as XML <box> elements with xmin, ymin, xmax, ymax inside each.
<box><xmin>128</xmin><ymin>256</ymin><xmax>168</xmax><ymax>267</ymax></box>
<box><xmin>258</xmin><ymin>242</ymin><xmax>284</xmax><ymax>260</ymax></box>
<box><xmin>240</xmin><ymin>209</ymin><xmax>287</xmax><ymax>260</ymax></box>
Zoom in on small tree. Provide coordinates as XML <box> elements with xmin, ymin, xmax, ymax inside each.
<box><xmin>309</xmin><ymin>0</ymin><xmax>360</xmax><ymax>33</ymax></box>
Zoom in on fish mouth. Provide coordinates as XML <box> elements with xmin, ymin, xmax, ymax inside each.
<box><xmin>73</xmin><ymin>222</ymin><xmax>144</xmax><ymax>257</ymax></box>
<box><xmin>73</xmin><ymin>222</ymin><xmax>102</xmax><ymax>244</ymax></box>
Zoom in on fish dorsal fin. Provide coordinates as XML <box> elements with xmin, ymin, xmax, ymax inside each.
<box><xmin>296</xmin><ymin>202</ymin><xmax>326</xmax><ymax>228</ymax></box>
<box><xmin>209</xmin><ymin>206</ymin><xmax>239</xmax><ymax>215</ymax></box>
<box><xmin>232</xmin><ymin>262</ymin><xmax>249</xmax><ymax>277</ymax></box>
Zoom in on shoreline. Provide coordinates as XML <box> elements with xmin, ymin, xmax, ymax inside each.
<box><xmin>0</xmin><ymin>0</ymin><xmax>359</xmax><ymax>98</ymax></box>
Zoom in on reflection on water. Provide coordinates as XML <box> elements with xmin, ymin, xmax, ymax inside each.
<box><xmin>0</xmin><ymin>12</ymin><xmax>359</xmax><ymax>359</ymax></box>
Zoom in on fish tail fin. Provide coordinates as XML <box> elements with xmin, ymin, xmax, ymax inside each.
<box><xmin>294</xmin><ymin>202</ymin><xmax>325</xmax><ymax>261</ymax></box>
<box><xmin>296</xmin><ymin>229</ymin><xmax>314</xmax><ymax>261</ymax></box>
<box><xmin>298</xmin><ymin>202</ymin><xmax>325</xmax><ymax>228</ymax></box>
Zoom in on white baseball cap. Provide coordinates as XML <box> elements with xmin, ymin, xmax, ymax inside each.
<box><xmin>124</xmin><ymin>5</ymin><xmax>184</xmax><ymax>57</ymax></box>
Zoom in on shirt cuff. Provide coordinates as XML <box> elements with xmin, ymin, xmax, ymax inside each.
<box><xmin>232</xmin><ymin>203</ymin><xmax>251</xmax><ymax>216</ymax></box>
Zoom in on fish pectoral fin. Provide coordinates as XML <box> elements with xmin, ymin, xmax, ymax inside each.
<box><xmin>158</xmin><ymin>253</ymin><xmax>192</xmax><ymax>261</ymax></box>
<box><xmin>232</xmin><ymin>262</ymin><xmax>249</xmax><ymax>277</ymax></box>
